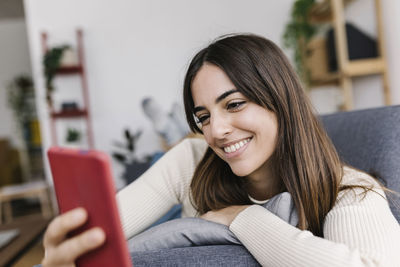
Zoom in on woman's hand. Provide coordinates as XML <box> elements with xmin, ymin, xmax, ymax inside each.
<box><xmin>200</xmin><ymin>205</ymin><xmax>251</xmax><ymax>226</ymax></box>
<box><xmin>41</xmin><ymin>207</ymin><xmax>106</xmax><ymax>267</ymax></box>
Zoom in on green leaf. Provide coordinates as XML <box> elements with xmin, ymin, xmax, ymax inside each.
<box><xmin>282</xmin><ymin>0</ymin><xmax>316</xmax><ymax>85</ymax></box>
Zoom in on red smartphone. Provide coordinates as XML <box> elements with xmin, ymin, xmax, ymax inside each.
<box><xmin>48</xmin><ymin>147</ymin><xmax>133</xmax><ymax>267</ymax></box>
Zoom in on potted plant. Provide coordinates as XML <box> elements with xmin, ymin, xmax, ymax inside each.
<box><xmin>283</xmin><ymin>0</ymin><xmax>317</xmax><ymax>84</ymax></box>
<box><xmin>65</xmin><ymin>127</ymin><xmax>81</xmax><ymax>143</ymax></box>
<box><xmin>43</xmin><ymin>45</ymin><xmax>70</xmax><ymax>107</ymax></box>
<box><xmin>112</xmin><ymin>128</ymin><xmax>152</xmax><ymax>185</ymax></box>
<box><xmin>7</xmin><ymin>75</ymin><xmax>40</xmax><ymax>150</ymax></box>
<box><xmin>7</xmin><ymin>75</ymin><xmax>36</xmax><ymax>128</ymax></box>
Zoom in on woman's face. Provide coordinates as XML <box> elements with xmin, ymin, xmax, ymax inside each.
<box><xmin>191</xmin><ymin>63</ymin><xmax>278</xmax><ymax>180</ymax></box>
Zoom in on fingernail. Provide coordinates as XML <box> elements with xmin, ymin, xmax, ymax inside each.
<box><xmin>72</xmin><ymin>208</ymin><xmax>86</xmax><ymax>220</ymax></box>
<box><xmin>88</xmin><ymin>228</ymin><xmax>105</xmax><ymax>243</ymax></box>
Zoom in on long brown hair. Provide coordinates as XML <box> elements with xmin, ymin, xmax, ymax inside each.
<box><xmin>183</xmin><ymin>34</ymin><xmax>343</xmax><ymax>237</ymax></box>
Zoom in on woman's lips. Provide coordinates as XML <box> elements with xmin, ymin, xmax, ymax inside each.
<box><xmin>223</xmin><ymin>137</ymin><xmax>252</xmax><ymax>159</ymax></box>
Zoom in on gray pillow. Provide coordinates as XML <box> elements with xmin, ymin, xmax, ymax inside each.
<box><xmin>129</xmin><ymin>192</ymin><xmax>298</xmax><ymax>252</ymax></box>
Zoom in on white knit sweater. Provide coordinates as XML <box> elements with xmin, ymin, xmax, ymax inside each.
<box><xmin>117</xmin><ymin>138</ymin><xmax>400</xmax><ymax>266</ymax></box>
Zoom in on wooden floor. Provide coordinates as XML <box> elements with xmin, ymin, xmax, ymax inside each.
<box><xmin>0</xmin><ymin>209</ymin><xmax>50</xmax><ymax>266</ymax></box>
<box><xmin>12</xmin><ymin>239</ymin><xmax>44</xmax><ymax>267</ymax></box>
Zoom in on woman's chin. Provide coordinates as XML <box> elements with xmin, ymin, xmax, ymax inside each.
<box><xmin>230</xmin><ymin>166</ymin><xmax>252</xmax><ymax>177</ymax></box>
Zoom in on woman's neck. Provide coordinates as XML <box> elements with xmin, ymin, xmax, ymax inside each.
<box><xmin>246</xmin><ymin>178</ymin><xmax>282</xmax><ymax>200</ymax></box>
<box><xmin>246</xmin><ymin>160</ymin><xmax>283</xmax><ymax>200</ymax></box>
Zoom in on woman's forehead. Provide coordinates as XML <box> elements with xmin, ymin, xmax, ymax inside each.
<box><xmin>191</xmin><ymin>64</ymin><xmax>237</xmax><ymax>104</ymax></box>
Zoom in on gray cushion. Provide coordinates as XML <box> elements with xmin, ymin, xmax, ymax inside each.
<box><xmin>321</xmin><ymin>105</ymin><xmax>400</xmax><ymax>222</ymax></box>
<box><xmin>129</xmin><ymin>192</ymin><xmax>297</xmax><ymax>252</ymax></box>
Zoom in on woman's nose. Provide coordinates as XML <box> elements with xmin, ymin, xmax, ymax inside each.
<box><xmin>209</xmin><ymin>113</ymin><xmax>232</xmax><ymax>139</ymax></box>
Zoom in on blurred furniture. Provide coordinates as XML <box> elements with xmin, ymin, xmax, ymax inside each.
<box><xmin>26</xmin><ymin>118</ymin><xmax>45</xmax><ymax>179</ymax></box>
<box><xmin>0</xmin><ymin>215</ymin><xmax>50</xmax><ymax>267</ymax></box>
<box><xmin>130</xmin><ymin>105</ymin><xmax>400</xmax><ymax>265</ymax></box>
<box><xmin>0</xmin><ymin>139</ymin><xmax>23</xmax><ymax>187</ymax></box>
<box><xmin>0</xmin><ymin>181</ymin><xmax>52</xmax><ymax>224</ymax></box>
<box><xmin>306</xmin><ymin>0</ymin><xmax>390</xmax><ymax>110</ymax></box>
<box><xmin>41</xmin><ymin>29</ymin><xmax>94</xmax><ymax>149</ymax></box>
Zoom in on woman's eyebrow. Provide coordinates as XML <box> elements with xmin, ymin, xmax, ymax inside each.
<box><xmin>193</xmin><ymin>106</ymin><xmax>205</xmax><ymax>113</ymax></box>
<box><xmin>215</xmin><ymin>89</ymin><xmax>239</xmax><ymax>103</ymax></box>
<box><xmin>193</xmin><ymin>89</ymin><xmax>239</xmax><ymax>114</ymax></box>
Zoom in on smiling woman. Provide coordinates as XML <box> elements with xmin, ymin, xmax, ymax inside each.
<box><xmin>183</xmin><ymin>34</ymin><xmax>343</xmax><ymax>233</ymax></box>
<box><xmin>41</xmin><ymin>33</ymin><xmax>400</xmax><ymax>267</ymax></box>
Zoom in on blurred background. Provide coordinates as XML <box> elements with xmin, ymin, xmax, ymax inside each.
<box><xmin>0</xmin><ymin>0</ymin><xmax>400</xmax><ymax>265</ymax></box>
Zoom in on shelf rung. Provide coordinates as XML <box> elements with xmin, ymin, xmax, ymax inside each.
<box><xmin>56</xmin><ymin>65</ymin><xmax>83</xmax><ymax>75</ymax></box>
<box><xmin>51</xmin><ymin>109</ymin><xmax>88</xmax><ymax>119</ymax></box>
<box><xmin>310</xmin><ymin>72</ymin><xmax>340</xmax><ymax>87</ymax></box>
<box><xmin>344</xmin><ymin>58</ymin><xmax>386</xmax><ymax>76</ymax></box>
<box><xmin>309</xmin><ymin>57</ymin><xmax>386</xmax><ymax>86</ymax></box>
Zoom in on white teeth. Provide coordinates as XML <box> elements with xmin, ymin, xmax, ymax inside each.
<box><xmin>223</xmin><ymin>138</ymin><xmax>251</xmax><ymax>153</ymax></box>
<box><xmin>230</xmin><ymin>144</ymin><xmax>236</xmax><ymax>152</ymax></box>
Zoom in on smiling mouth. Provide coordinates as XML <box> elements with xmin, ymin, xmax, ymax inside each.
<box><xmin>223</xmin><ymin>137</ymin><xmax>252</xmax><ymax>153</ymax></box>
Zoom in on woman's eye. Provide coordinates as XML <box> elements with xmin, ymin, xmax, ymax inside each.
<box><xmin>196</xmin><ymin>115</ymin><xmax>210</xmax><ymax>125</ymax></box>
<box><xmin>227</xmin><ymin>101</ymin><xmax>246</xmax><ymax>111</ymax></box>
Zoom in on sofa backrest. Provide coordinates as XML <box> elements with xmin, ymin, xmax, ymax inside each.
<box><xmin>321</xmin><ymin>105</ymin><xmax>400</xmax><ymax>223</ymax></box>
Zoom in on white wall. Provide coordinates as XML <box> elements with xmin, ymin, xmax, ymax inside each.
<box><xmin>23</xmin><ymin>0</ymin><xmax>293</xmax><ymax>188</ymax></box>
<box><xmin>381</xmin><ymin>0</ymin><xmax>400</xmax><ymax>105</ymax></box>
<box><xmin>0</xmin><ymin>18</ymin><xmax>32</xmax><ymax>148</ymax></box>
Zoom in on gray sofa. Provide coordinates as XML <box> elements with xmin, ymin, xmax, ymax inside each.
<box><xmin>130</xmin><ymin>105</ymin><xmax>400</xmax><ymax>266</ymax></box>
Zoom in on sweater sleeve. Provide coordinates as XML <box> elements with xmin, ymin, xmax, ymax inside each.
<box><xmin>116</xmin><ymin>138</ymin><xmax>207</xmax><ymax>239</ymax></box>
<box><xmin>229</xmin><ymin>170</ymin><xmax>400</xmax><ymax>267</ymax></box>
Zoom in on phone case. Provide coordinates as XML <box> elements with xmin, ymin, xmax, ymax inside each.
<box><xmin>48</xmin><ymin>147</ymin><xmax>133</xmax><ymax>267</ymax></box>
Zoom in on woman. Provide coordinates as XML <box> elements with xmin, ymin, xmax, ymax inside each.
<box><xmin>42</xmin><ymin>34</ymin><xmax>400</xmax><ymax>266</ymax></box>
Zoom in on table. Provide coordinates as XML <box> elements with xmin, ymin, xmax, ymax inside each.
<box><xmin>0</xmin><ymin>180</ymin><xmax>52</xmax><ymax>224</ymax></box>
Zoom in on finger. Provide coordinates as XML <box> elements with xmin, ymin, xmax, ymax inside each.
<box><xmin>53</xmin><ymin>227</ymin><xmax>106</xmax><ymax>263</ymax></box>
<box><xmin>44</xmin><ymin>207</ymin><xmax>88</xmax><ymax>247</ymax></box>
